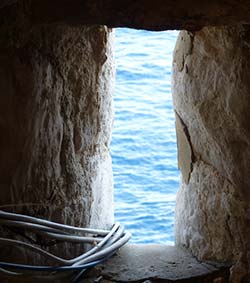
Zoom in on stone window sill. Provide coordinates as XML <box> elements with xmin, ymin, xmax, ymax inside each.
<box><xmin>83</xmin><ymin>244</ymin><xmax>231</xmax><ymax>283</ymax></box>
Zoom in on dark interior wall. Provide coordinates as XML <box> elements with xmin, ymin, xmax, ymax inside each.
<box><xmin>0</xmin><ymin>3</ymin><xmax>114</xmax><ymax>263</ymax></box>
<box><xmin>2</xmin><ymin>0</ymin><xmax>250</xmax><ymax>30</ymax></box>
<box><xmin>1</xmin><ymin>1</ymin><xmax>250</xmax><ymax>282</ymax></box>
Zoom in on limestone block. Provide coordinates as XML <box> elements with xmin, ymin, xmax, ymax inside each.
<box><xmin>175</xmin><ymin>112</ymin><xmax>194</xmax><ymax>184</ymax></box>
<box><xmin>0</xmin><ymin>5</ymin><xmax>115</xmax><ymax>262</ymax></box>
<box><xmin>173</xmin><ymin>26</ymin><xmax>250</xmax><ymax>281</ymax></box>
<box><xmin>99</xmin><ymin>244</ymin><xmax>230</xmax><ymax>282</ymax></box>
<box><xmin>4</xmin><ymin>0</ymin><xmax>250</xmax><ymax>31</ymax></box>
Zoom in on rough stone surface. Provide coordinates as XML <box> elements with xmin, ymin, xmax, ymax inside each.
<box><xmin>173</xmin><ymin>26</ymin><xmax>250</xmax><ymax>281</ymax></box>
<box><xmin>1</xmin><ymin>245</ymin><xmax>230</xmax><ymax>283</ymax></box>
<box><xmin>3</xmin><ymin>0</ymin><xmax>250</xmax><ymax>31</ymax></box>
<box><xmin>2</xmin><ymin>2</ymin><xmax>250</xmax><ymax>283</ymax></box>
<box><xmin>0</xmin><ymin>4</ymin><xmax>115</xmax><ymax>262</ymax></box>
<box><xmin>175</xmin><ymin>112</ymin><xmax>194</xmax><ymax>184</ymax></box>
<box><xmin>88</xmin><ymin>245</ymin><xmax>230</xmax><ymax>283</ymax></box>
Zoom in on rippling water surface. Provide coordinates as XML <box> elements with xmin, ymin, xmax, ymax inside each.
<box><xmin>111</xmin><ymin>29</ymin><xmax>179</xmax><ymax>244</ymax></box>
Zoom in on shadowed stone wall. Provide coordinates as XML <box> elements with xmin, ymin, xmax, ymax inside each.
<box><xmin>173</xmin><ymin>26</ymin><xmax>250</xmax><ymax>282</ymax></box>
<box><xmin>2</xmin><ymin>2</ymin><xmax>250</xmax><ymax>283</ymax></box>
<box><xmin>0</xmin><ymin>4</ymin><xmax>114</xmax><ymax>261</ymax></box>
<box><xmin>3</xmin><ymin>0</ymin><xmax>250</xmax><ymax>31</ymax></box>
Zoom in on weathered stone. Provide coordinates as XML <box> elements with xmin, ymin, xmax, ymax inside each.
<box><xmin>175</xmin><ymin>112</ymin><xmax>194</xmax><ymax>184</ymax></box>
<box><xmin>3</xmin><ymin>1</ymin><xmax>250</xmax><ymax>31</ymax></box>
<box><xmin>173</xmin><ymin>26</ymin><xmax>250</xmax><ymax>281</ymax></box>
<box><xmin>2</xmin><ymin>2</ymin><xmax>250</xmax><ymax>283</ymax></box>
<box><xmin>96</xmin><ymin>245</ymin><xmax>230</xmax><ymax>282</ymax></box>
<box><xmin>173</xmin><ymin>31</ymin><xmax>194</xmax><ymax>72</ymax></box>
<box><xmin>0</xmin><ymin>5</ymin><xmax>115</xmax><ymax>262</ymax></box>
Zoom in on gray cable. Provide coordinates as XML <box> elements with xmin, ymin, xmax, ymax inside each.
<box><xmin>0</xmin><ymin>210</ymin><xmax>109</xmax><ymax>235</ymax></box>
<box><xmin>0</xmin><ymin>210</ymin><xmax>131</xmax><ymax>281</ymax></box>
<box><xmin>0</xmin><ymin>219</ymin><xmax>69</xmax><ymax>234</ymax></box>
<box><xmin>0</xmin><ymin>238</ymin><xmax>69</xmax><ymax>264</ymax></box>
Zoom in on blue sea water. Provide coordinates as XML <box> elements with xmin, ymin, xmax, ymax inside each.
<box><xmin>111</xmin><ymin>28</ymin><xmax>180</xmax><ymax>244</ymax></box>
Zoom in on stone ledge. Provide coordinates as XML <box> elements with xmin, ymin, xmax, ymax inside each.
<box><xmin>84</xmin><ymin>244</ymin><xmax>231</xmax><ymax>283</ymax></box>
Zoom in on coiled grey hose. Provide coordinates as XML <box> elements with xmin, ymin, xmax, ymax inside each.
<box><xmin>0</xmin><ymin>210</ymin><xmax>131</xmax><ymax>282</ymax></box>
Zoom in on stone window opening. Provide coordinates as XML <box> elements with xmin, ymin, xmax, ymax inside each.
<box><xmin>112</xmin><ymin>28</ymin><xmax>179</xmax><ymax>245</ymax></box>
<box><xmin>1</xmin><ymin>2</ymin><xmax>249</xmax><ymax>282</ymax></box>
<box><xmin>99</xmin><ymin>28</ymin><xmax>232</xmax><ymax>282</ymax></box>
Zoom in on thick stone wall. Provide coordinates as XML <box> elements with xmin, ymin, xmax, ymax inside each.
<box><xmin>0</xmin><ymin>4</ymin><xmax>114</xmax><ymax>261</ymax></box>
<box><xmin>2</xmin><ymin>2</ymin><xmax>250</xmax><ymax>283</ymax></box>
<box><xmin>3</xmin><ymin>0</ymin><xmax>250</xmax><ymax>31</ymax></box>
<box><xmin>173</xmin><ymin>26</ymin><xmax>250</xmax><ymax>281</ymax></box>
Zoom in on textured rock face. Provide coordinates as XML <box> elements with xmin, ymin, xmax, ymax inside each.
<box><xmin>0</xmin><ymin>5</ymin><xmax>114</xmax><ymax>260</ymax></box>
<box><xmin>99</xmin><ymin>245</ymin><xmax>230</xmax><ymax>282</ymax></box>
<box><xmin>173</xmin><ymin>26</ymin><xmax>250</xmax><ymax>281</ymax></box>
<box><xmin>3</xmin><ymin>0</ymin><xmax>250</xmax><ymax>31</ymax></box>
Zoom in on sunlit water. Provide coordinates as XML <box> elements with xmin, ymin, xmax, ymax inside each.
<box><xmin>111</xmin><ymin>29</ymin><xmax>179</xmax><ymax>244</ymax></box>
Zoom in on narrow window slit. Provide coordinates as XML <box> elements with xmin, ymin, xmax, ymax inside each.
<box><xmin>111</xmin><ymin>28</ymin><xmax>179</xmax><ymax>244</ymax></box>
